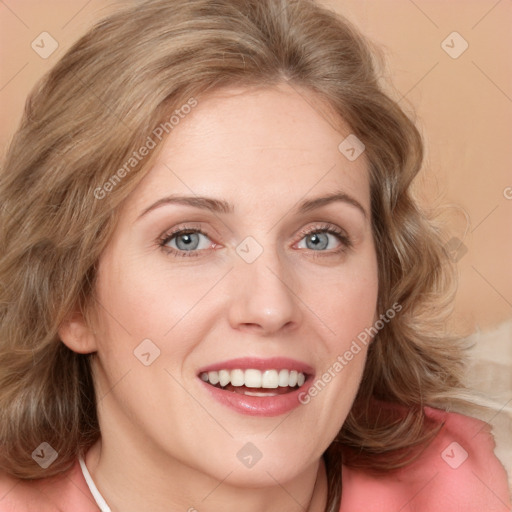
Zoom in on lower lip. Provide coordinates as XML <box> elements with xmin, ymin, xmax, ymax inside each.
<box><xmin>199</xmin><ymin>378</ymin><xmax>313</xmax><ymax>417</ymax></box>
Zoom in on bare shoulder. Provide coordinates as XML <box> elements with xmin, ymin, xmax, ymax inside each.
<box><xmin>0</xmin><ymin>459</ymin><xmax>92</xmax><ymax>512</ymax></box>
<box><xmin>0</xmin><ymin>469</ymin><xmax>51</xmax><ymax>512</ymax></box>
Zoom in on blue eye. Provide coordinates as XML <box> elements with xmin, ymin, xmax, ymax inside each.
<box><xmin>298</xmin><ymin>231</ymin><xmax>338</xmax><ymax>251</ymax></box>
<box><xmin>158</xmin><ymin>223</ymin><xmax>351</xmax><ymax>258</ymax></box>
<box><xmin>160</xmin><ymin>229</ymin><xmax>212</xmax><ymax>257</ymax></box>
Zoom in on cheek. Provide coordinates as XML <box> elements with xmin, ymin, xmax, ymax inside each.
<box><xmin>299</xmin><ymin>261</ymin><xmax>378</xmax><ymax>436</ymax></box>
<box><xmin>91</xmin><ymin>249</ymin><xmax>230</xmax><ymax>389</ymax></box>
<box><xmin>310</xmin><ymin>272</ymin><xmax>377</xmax><ymax>388</ymax></box>
<box><xmin>94</xmin><ymin>250</ymin><xmax>217</xmax><ymax>339</ymax></box>
<box><xmin>304</xmin><ymin>254</ymin><xmax>379</xmax><ymax>346</ymax></box>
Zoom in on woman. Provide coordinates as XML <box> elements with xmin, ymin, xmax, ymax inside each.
<box><xmin>0</xmin><ymin>0</ymin><xmax>509</xmax><ymax>510</ymax></box>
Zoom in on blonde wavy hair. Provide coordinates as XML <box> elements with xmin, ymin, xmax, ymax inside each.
<box><xmin>0</xmin><ymin>0</ymin><xmax>469</xmax><ymax>510</ymax></box>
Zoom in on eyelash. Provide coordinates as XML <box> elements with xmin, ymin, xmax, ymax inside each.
<box><xmin>158</xmin><ymin>223</ymin><xmax>352</xmax><ymax>258</ymax></box>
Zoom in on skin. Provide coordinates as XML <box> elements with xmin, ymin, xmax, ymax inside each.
<box><xmin>59</xmin><ymin>82</ymin><xmax>379</xmax><ymax>512</ymax></box>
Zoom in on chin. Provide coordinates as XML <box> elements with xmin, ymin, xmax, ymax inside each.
<box><xmin>191</xmin><ymin>437</ymin><xmax>322</xmax><ymax>489</ymax></box>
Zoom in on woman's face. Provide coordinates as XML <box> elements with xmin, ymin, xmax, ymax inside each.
<box><xmin>84</xmin><ymin>83</ymin><xmax>378</xmax><ymax>486</ymax></box>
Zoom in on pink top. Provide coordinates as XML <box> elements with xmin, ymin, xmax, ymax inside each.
<box><xmin>0</xmin><ymin>407</ymin><xmax>510</xmax><ymax>511</ymax></box>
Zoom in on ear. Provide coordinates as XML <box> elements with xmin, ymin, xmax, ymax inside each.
<box><xmin>58</xmin><ymin>310</ymin><xmax>98</xmax><ymax>354</ymax></box>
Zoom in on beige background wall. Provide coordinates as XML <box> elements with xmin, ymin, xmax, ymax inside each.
<box><xmin>1</xmin><ymin>0</ymin><xmax>511</xmax><ymax>335</ymax></box>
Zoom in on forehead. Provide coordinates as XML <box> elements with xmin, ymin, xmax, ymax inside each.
<box><xmin>125</xmin><ymin>83</ymin><xmax>370</xmax><ymax>216</ymax></box>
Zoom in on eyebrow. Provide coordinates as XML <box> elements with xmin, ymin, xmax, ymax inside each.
<box><xmin>136</xmin><ymin>190</ymin><xmax>367</xmax><ymax>221</ymax></box>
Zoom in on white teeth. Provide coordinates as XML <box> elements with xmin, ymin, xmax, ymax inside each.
<box><xmin>261</xmin><ymin>370</ymin><xmax>279</xmax><ymax>388</ymax></box>
<box><xmin>218</xmin><ymin>369</ymin><xmax>230</xmax><ymax>387</ymax></box>
<box><xmin>244</xmin><ymin>369</ymin><xmax>262</xmax><ymax>388</ymax></box>
<box><xmin>201</xmin><ymin>368</ymin><xmax>307</xmax><ymax>389</ymax></box>
<box><xmin>278</xmin><ymin>369</ymin><xmax>289</xmax><ymax>387</ymax></box>
<box><xmin>230</xmin><ymin>369</ymin><xmax>245</xmax><ymax>387</ymax></box>
<box><xmin>244</xmin><ymin>390</ymin><xmax>279</xmax><ymax>397</ymax></box>
<box><xmin>208</xmin><ymin>371</ymin><xmax>219</xmax><ymax>385</ymax></box>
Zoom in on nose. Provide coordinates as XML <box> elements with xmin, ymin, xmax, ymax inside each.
<box><xmin>227</xmin><ymin>247</ymin><xmax>303</xmax><ymax>336</ymax></box>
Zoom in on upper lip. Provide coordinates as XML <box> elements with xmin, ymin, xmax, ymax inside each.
<box><xmin>197</xmin><ymin>357</ymin><xmax>314</xmax><ymax>376</ymax></box>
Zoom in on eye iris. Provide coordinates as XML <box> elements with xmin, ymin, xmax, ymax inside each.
<box><xmin>176</xmin><ymin>232</ymin><xmax>199</xmax><ymax>250</ymax></box>
<box><xmin>306</xmin><ymin>232</ymin><xmax>328</xmax><ymax>250</ymax></box>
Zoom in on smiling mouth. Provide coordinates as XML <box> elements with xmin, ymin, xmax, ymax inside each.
<box><xmin>199</xmin><ymin>368</ymin><xmax>307</xmax><ymax>397</ymax></box>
